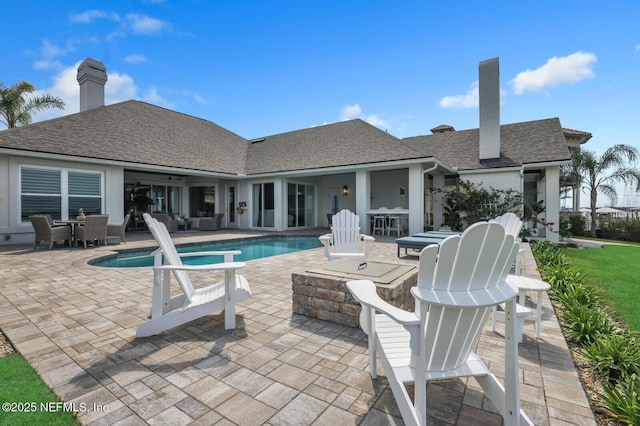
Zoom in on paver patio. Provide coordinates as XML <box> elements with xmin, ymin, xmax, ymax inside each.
<box><xmin>0</xmin><ymin>230</ymin><xmax>596</xmax><ymax>425</ymax></box>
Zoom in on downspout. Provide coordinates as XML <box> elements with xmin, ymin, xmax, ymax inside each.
<box><xmin>520</xmin><ymin>165</ymin><xmax>525</xmax><ymax>217</ymax></box>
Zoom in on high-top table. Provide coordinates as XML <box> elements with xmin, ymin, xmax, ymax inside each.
<box><xmin>505</xmin><ymin>275</ymin><xmax>551</xmax><ymax>339</ymax></box>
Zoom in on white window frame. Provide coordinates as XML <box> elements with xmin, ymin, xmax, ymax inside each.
<box><xmin>19</xmin><ymin>164</ymin><xmax>105</xmax><ymax>222</ymax></box>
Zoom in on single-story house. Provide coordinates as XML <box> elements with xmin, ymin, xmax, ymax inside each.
<box><xmin>0</xmin><ymin>57</ymin><xmax>591</xmax><ymax>246</ymax></box>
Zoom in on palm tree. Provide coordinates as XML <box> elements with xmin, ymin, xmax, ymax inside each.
<box><xmin>570</xmin><ymin>145</ymin><xmax>640</xmax><ymax>237</ymax></box>
<box><xmin>0</xmin><ymin>80</ymin><xmax>65</xmax><ymax>129</ymax></box>
<box><xmin>560</xmin><ymin>147</ymin><xmax>585</xmax><ymax>212</ymax></box>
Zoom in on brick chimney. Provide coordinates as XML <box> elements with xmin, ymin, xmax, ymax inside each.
<box><xmin>479</xmin><ymin>57</ymin><xmax>500</xmax><ymax>161</ymax></box>
<box><xmin>77</xmin><ymin>58</ymin><xmax>107</xmax><ymax>112</ymax></box>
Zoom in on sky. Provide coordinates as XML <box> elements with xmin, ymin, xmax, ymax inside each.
<box><xmin>1</xmin><ymin>0</ymin><xmax>639</xmax><ymax>206</ymax></box>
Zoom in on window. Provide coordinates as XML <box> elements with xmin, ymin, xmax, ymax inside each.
<box><xmin>20</xmin><ymin>166</ymin><xmax>103</xmax><ymax>222</ymax></box>
<box><xmin>21</xmin><ymin>167</ymin><xmax>61</xmax><ymax>221</ymax></box>
<box><xmin>69</xmin><ymin>171</ymin><xmax>102</xmax><ymax>215</ymax></box>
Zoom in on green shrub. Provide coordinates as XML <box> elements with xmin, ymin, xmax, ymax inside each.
<box><xmin>621</xmin><ymin>218</ymin><xmax>640</xmax><ymax>243</ymax></box>
<box><xmin>561</xmin><ymin>303</ymin><xmax>617</xmax><ymax>345</ymax></box>
<box><xmin>552</xmin><ymin>280</ymin><xmax>599</xmax><ymax>307</ymax></box>
<box><xmin>569</xmin><ymin>214</ymin><xmax>586</xmax><ymax>237</ymax></box>
<box><xmin>595</xmin><ymin>217</ymin><xmax>640</xmax><ymax>242</ymax></box>
<box><xmin>544</xmin><ymin>267</ymin><xmax>589</xmax><ymax>298</ymax></box>
<box><xmin>598</xmin><ymin>218</ymin><xmax>623</xmax><ymax>240</ymax></box>
<box><xmin>531</xmin><ymin>241</ymin><xmax>566</xmax><ymax>270</ymax></box>
<box><xmin>581</xmin><ymin>331</ymin><xmax>640</xmax><ymax>379</ymax></box>
<box><xmin>598</xmin><ymin>373</ymin><xmax>640</xmax><ymax>426</ymax></box>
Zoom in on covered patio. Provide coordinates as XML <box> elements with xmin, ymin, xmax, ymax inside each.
<box><xmin>0</xmin><ymin>231</ymin><xmax>595</xmax><ymax>425</ymax></box>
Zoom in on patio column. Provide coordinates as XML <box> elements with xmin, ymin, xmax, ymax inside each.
<box><xmin>545</xmin><ymin>167</ymin><xmax>560</xmax><ymax>243</ymax></box>
<box><xmin>408</xmin><ymin>164</ymin><xmax>423</xmax><ymax>235</ymax></box>
<box><xmin>355</xmin><ymin>169</ymin><xmax>370</xmax><ymax>233</ymax></box>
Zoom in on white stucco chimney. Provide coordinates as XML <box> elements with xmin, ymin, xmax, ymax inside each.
<box><xmin>479</xmin><ymin>57</ymin><xmax>500</xmax><ymax>161</ymax></box>
<box><xmin>77</xmin><ymin>58</ymin><xmax>107</xmax><ymax>112</ymax></box>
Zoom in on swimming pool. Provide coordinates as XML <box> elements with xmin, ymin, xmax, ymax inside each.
<box><xmin>90</xmin><ymin>236</ymin><xmax>323</xmax><ymax>268</ymax></box>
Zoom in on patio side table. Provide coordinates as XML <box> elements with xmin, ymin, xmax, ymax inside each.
<box><xmin>506</xmin><ymin>275</ymin><xmax>551</xmax><ymax>339</ymax></box>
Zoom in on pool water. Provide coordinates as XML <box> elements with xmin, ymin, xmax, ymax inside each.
<box><xmin>91</xmin><ymin>236</ymin><xmax>323</xmax><ymax>268</ymax></box>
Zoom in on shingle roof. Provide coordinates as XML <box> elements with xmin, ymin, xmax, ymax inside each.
<box><xmin>0</xmin><ymin>102</ymin><xmax>572</xmax><ymax>176</ymax></box>
<box><xmin>402</xmin><ymin>118</ymin><xmax>571</xmax><ymax>170</ymax></box>
<box><xmin>0</xmin><ymin>100</ymin><xmax>249</xmax><ymax>175</ymax></box>
<box><xmin>243</xmin><ymin>119</ymin><xmax>425</xmax><ymax>174</ymax></box>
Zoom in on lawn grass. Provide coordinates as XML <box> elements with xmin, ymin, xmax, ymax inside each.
<box><xmin>0</xmin><ymin>354</ymin><xmax>79</xmax><ymax>426</ymax></box>
<box><xmin>563</xmin><ymin>244</ymin><xmax>640</xmax><ymax>333</ymax></box>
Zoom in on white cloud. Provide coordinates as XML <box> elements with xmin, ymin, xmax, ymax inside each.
<box><xmin>339</xmin><ymin>104</ymin><xmax>389</xmax><ymax>130</ymax></box>
<box><xmin>33</xmin><ymin>59</ymin><xmax>64</xmax><ymax>71</ymax></box>
<box><xmin>439</xmin><ymin>81</ymin><xmax>479</xmax><ymax>109</ymax></box>
<box><xmin>364</xmin><ymin>114</ymin><xmax>388</xmax><ymax>129</ymax></box>
<box><xmin>106</xmin><ymin>72</ymin><xmax>138</xmax><ymax>105</ymax></box>
<box><xmin>70</xmin><ymin>10</ymin><xmax>119</xmax><ymax>24</ymax></box>
<box><xmin>40</xmin><ymin>39</ymin><xmax>68</xmax><ymax>58</ymax></box>
<box><xmin>123</xmin><ymin>54</ymin><xmax>147</xmax><ymax>64</ymax></box>
<box><xmin>636</xmin><ymin>44</ymin><xmax>640</xmax><ymax>52</ymax></box>
<box><xmin>127</xmin><ymin>13</ymin><xmax>171</xmax><ymax>35</ymax></box>
<box><xmin>340</xmin><ymin>104</ymin><xmax>362</xmax><ymax>120</ymax></box>
<box><xmin>193</xmin><ymin>94</ymin><xmax>206</xmax><ymax>105</ymax></box>
<box><xmin>30</xmin><ymin>62</ymin><xmax>139</xmax><ymax>122</ymax></box>
<box><xmin>510</xmin><ymin>51</ymin><xmax>597</xmax><ymax>94</ymax></box>
<box><xmin>142</xmin><ymin>87</ymin><xmax>173</xmax><ymax>108</ymax></box>
<box><xmin>43</xmin><ymin>64</ymin><xmax>83</xmax><ymax>114</ymax></box>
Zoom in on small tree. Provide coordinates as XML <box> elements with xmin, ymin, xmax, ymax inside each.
<box><xmin>569</xmin><ymin>145</ymin><xmax>640</xmax><ymax>237</ymax></box>
<box><xmin>0</xmin><ymin>80</ymin><xmax>65</xmax><ymax>129</ymax></box>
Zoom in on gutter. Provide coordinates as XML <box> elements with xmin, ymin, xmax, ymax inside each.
<box><xmin>0</xmin><ymin>147</ymin><xmax>239</xmax><ymax>178</ymax></box>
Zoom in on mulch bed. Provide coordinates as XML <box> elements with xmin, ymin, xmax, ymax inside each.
<box><xmin>0</xmin><ymin>330</ymin><xmax>16</xmax><ymax>357</ymax></box>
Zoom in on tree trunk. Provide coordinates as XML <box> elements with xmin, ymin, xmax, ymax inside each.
<box><xmin>590</xmin><ymin>191</ymin><xmax>598</xmax><ymax>238</ymax></box>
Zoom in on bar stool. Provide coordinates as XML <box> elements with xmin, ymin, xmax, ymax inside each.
<box><xmin>387</xmin><ymin>216</ymin><xmax>403</xmax><ymax>237</ymax></box>
<box><xmin>372</xmin><ymin>215</ymin><xmax>386</xmax><ymax>235</ymax></box>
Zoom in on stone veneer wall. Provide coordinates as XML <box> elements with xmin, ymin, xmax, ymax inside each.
<box><xmin>291</xmin><ymin>270</ymin><xmax>417</xmax><ymax>328</ymax></box>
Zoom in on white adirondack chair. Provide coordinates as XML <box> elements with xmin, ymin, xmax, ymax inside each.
<box><xmin>347</xmin><ymin>222</ymin><xmax>533</xmax><ymax>426</ymax></box>
<box><xmin>491</xmin><ymin>212</ymin><xmax>524</xmax><ymax>274</ymax></box>
<box><xmin>319</xmin><ymin>209</ymin><xmax>375</xmax><ymax>261</ymax></box>
<box><xmin>137</xmin><ymin>213</ymin><xmax>252</xmax><ymax>337</ymax></box>
<box><xmin>490</xmin><ymin>213</ymin><xmax>532</xmax><ymax>341</ymax></box>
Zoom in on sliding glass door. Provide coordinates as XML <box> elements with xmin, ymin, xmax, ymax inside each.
<box><xmin>252</xmin><ymin>182</ymin><xmax>274</xmax><ymax>228</ymax></box>
<box><xmin>287</xmin><ymin>183</ymin><xmax>315</xmax><ymax>228</ymax></box>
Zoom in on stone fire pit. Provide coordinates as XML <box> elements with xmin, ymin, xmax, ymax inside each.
<box><xmin>292</xmin><ymin>259</ymin><xmax>417</xmax><ymax>327</ymax></box>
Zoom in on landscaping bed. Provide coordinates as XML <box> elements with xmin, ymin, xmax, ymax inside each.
<box><xmin>0</xmin><ymin>330</ymin><xmax>15</xmax><ymax>357</ymax></box>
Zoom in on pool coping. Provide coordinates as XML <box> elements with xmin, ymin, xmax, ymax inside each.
<box><xmin>88</xmin><ymin>233</ymin><xmax>325</xmax><ymax>267</ymax></box>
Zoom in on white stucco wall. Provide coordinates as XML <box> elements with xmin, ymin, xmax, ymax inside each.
<box><xmin>318</xmin><ymin>173</ymin><xmax>356</xmax><ymax>221</ymax></box>
<box><xmin>370</xmin><ymin>169</ymin><xmax>409</xmax><ymax>209</ymax></box>
<box><xmin>0</xmin><ymin>154</ymin><xmax>125</xmax><ymax>246</ymax></box>
<box><xmin>461</xmin><ymin>168</ymin><xmax>523</xmax><ymax>194</ymax></box>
